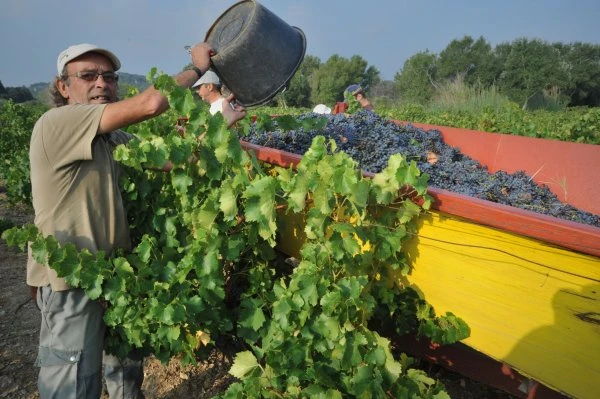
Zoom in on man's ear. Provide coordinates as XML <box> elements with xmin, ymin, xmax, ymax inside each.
<box><xmin>57</xmin><ymin>78</ymin><xmax>70</xmax><ymax>99</ymax></box>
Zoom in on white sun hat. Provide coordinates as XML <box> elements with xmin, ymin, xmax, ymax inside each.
<box><xmin>192</xmin><ymin>70</ymin><xmax>221</xmax><ymax>88</ymax></box>
<box><xmin>312</xmin><ymin>104</ymin><xmax>332</xmax><ymax>114</ymax></box>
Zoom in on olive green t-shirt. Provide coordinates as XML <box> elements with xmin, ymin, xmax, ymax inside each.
<box><xmin>27</xmin><ymin>104</ymin><xmax>132</xmax><ymax>291</ymax></box>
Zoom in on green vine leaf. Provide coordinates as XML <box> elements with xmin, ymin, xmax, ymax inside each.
<box><xmin>229</xmin><ymin>351</ymin><xmax>260</xmax><ymax>380</ymax></box>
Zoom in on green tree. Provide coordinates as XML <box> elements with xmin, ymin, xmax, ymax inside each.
<box><xmin>278</xmin><ymin>55</ymin><xmax>321</xmax><ymax>108</ymax></box>
<box><xmin>310</xmin><ymin>54</ymin><xmax>378</xmax><ymax>105</ymax></box>
<box><xmin>394</xmin><ymin>51</ymin><xmax>438</xmax><ymax>104</ymax></box>
<box><xmin>492</xmin><ymin>42</ymin><xmax>512</xmax><ymax>83</ymax></box>
<box><xmin>5</xmin><ymin>87</ymin><xmax>34</xmax><ymax>103</ymax></box>
<box><xmin>361</xmin><ymin>64</ymin><xmax>381</xmax><ymax>94</ymax></box>
<box><xmin>498</xmin><ymin>38</ymin><xmax>568</xmax><ymax>108</ymax></box>
<box><xmin>370</xmin><ymin>80</ymin><xmax>399</xmax><ymax>106</ymax></box>
<box><xmin>557</xmin><ymin>42</ymin><xmax>600</xmax><ymax>106</ymax></box>
<box><xmin>437</xmin><ymin>36</ymin><xmax>496</xmax><ymax>86</ymax></box>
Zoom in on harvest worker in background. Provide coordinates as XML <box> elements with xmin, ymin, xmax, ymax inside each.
<box><xmin>28</xmin><ymin>42</ymin><xmax>246</xmax><ymax>398</ymax></box>
<box><xmin>332</xmin><ymin>84</ymin><xmax>374</xmax><ymax>114</ymax></box>
<box><xmin>345</xmin><ymin>84</ymin><xmax>374</xmax><ymax>111</ymax></box>
<box><xmin>192</xmin><ymin>69</ymin><xmax>227</xmax><ymax>115</ymax></box>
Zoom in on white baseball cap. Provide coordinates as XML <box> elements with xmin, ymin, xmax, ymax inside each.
<box><xmin>192</xmin><ymin>70</ymin><xmax>221</xmax><ymax>88</ymax></box>
<box><xmin>56</xmin><ymin>43</ymin><xmax>121</xmax><ymax>75</ymax></box>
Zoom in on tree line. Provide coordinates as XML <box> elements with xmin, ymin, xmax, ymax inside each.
<box><xmin>283</xmin><ymin>36</ymin><xmax>600</xmax><ymax>110</ymax></box>
<box><xmin>393</xmin><ymin>36</ymin><xmax>600</xmax><ymax>109</ymax></box>
<box><xmin>0</xmin><ymin>81</ymin><xmax>34</xmax><ymax>103</ymax></box>
<box><xmin>3</xmin><ymin>36</ymin><xmax>599</xmax><ymax>110</ymax></box>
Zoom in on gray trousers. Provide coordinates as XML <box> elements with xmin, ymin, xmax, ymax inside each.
<box><xmin>36</xmin><ymin>286</ymin><xmax>144</xmax><ymax>399</ymax></box>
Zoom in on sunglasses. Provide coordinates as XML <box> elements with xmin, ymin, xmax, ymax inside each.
<box><xmin>64</xmin><ymin>71</ymin><xmax>119</xmax><ymax>83</ymax></box>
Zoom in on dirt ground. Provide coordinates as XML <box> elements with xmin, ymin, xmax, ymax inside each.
<box><xmin>0</xmin><ymin>193</ymin><xmax>519</xmax><ymax>399</ymax></box>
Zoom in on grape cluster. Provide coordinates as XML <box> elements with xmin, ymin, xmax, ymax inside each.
<box><xmin>244</xmin><ymin>110</ymin><xmax>599</xmax><ymax>228</ymax></box>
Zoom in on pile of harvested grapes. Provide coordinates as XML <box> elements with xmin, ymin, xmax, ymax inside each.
<box><xmin>244</xmin><ymin>110</ymin><xmax>599</xmax><ymax>228</ymax></box>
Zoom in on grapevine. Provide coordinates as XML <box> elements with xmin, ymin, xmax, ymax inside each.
<box><xmin>0</xmin><ymin>100</ymin><xmax>46</xmax><ymax>205</ymax></box>
<box><xmin>2</xmin><ymin>71</ymin><xmax>469</xmax><ymax>398</ymax></box>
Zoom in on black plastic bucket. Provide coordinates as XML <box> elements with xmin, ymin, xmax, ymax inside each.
<box><xmin>205</xmin><ymin>0</ymin><xmax>306</xmax><ymax>107</ymax></box>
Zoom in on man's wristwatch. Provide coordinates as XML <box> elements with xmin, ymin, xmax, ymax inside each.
<box><xmin>191</xmin><ymin>66</ymin><xmax>203</xmax><ymax>78</ymax></box>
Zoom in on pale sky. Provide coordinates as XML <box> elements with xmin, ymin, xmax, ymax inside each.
<box><xmin>1</xmin><ymin>0</ymin><xmax>599</xmax><ymax>86</ymax></box>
